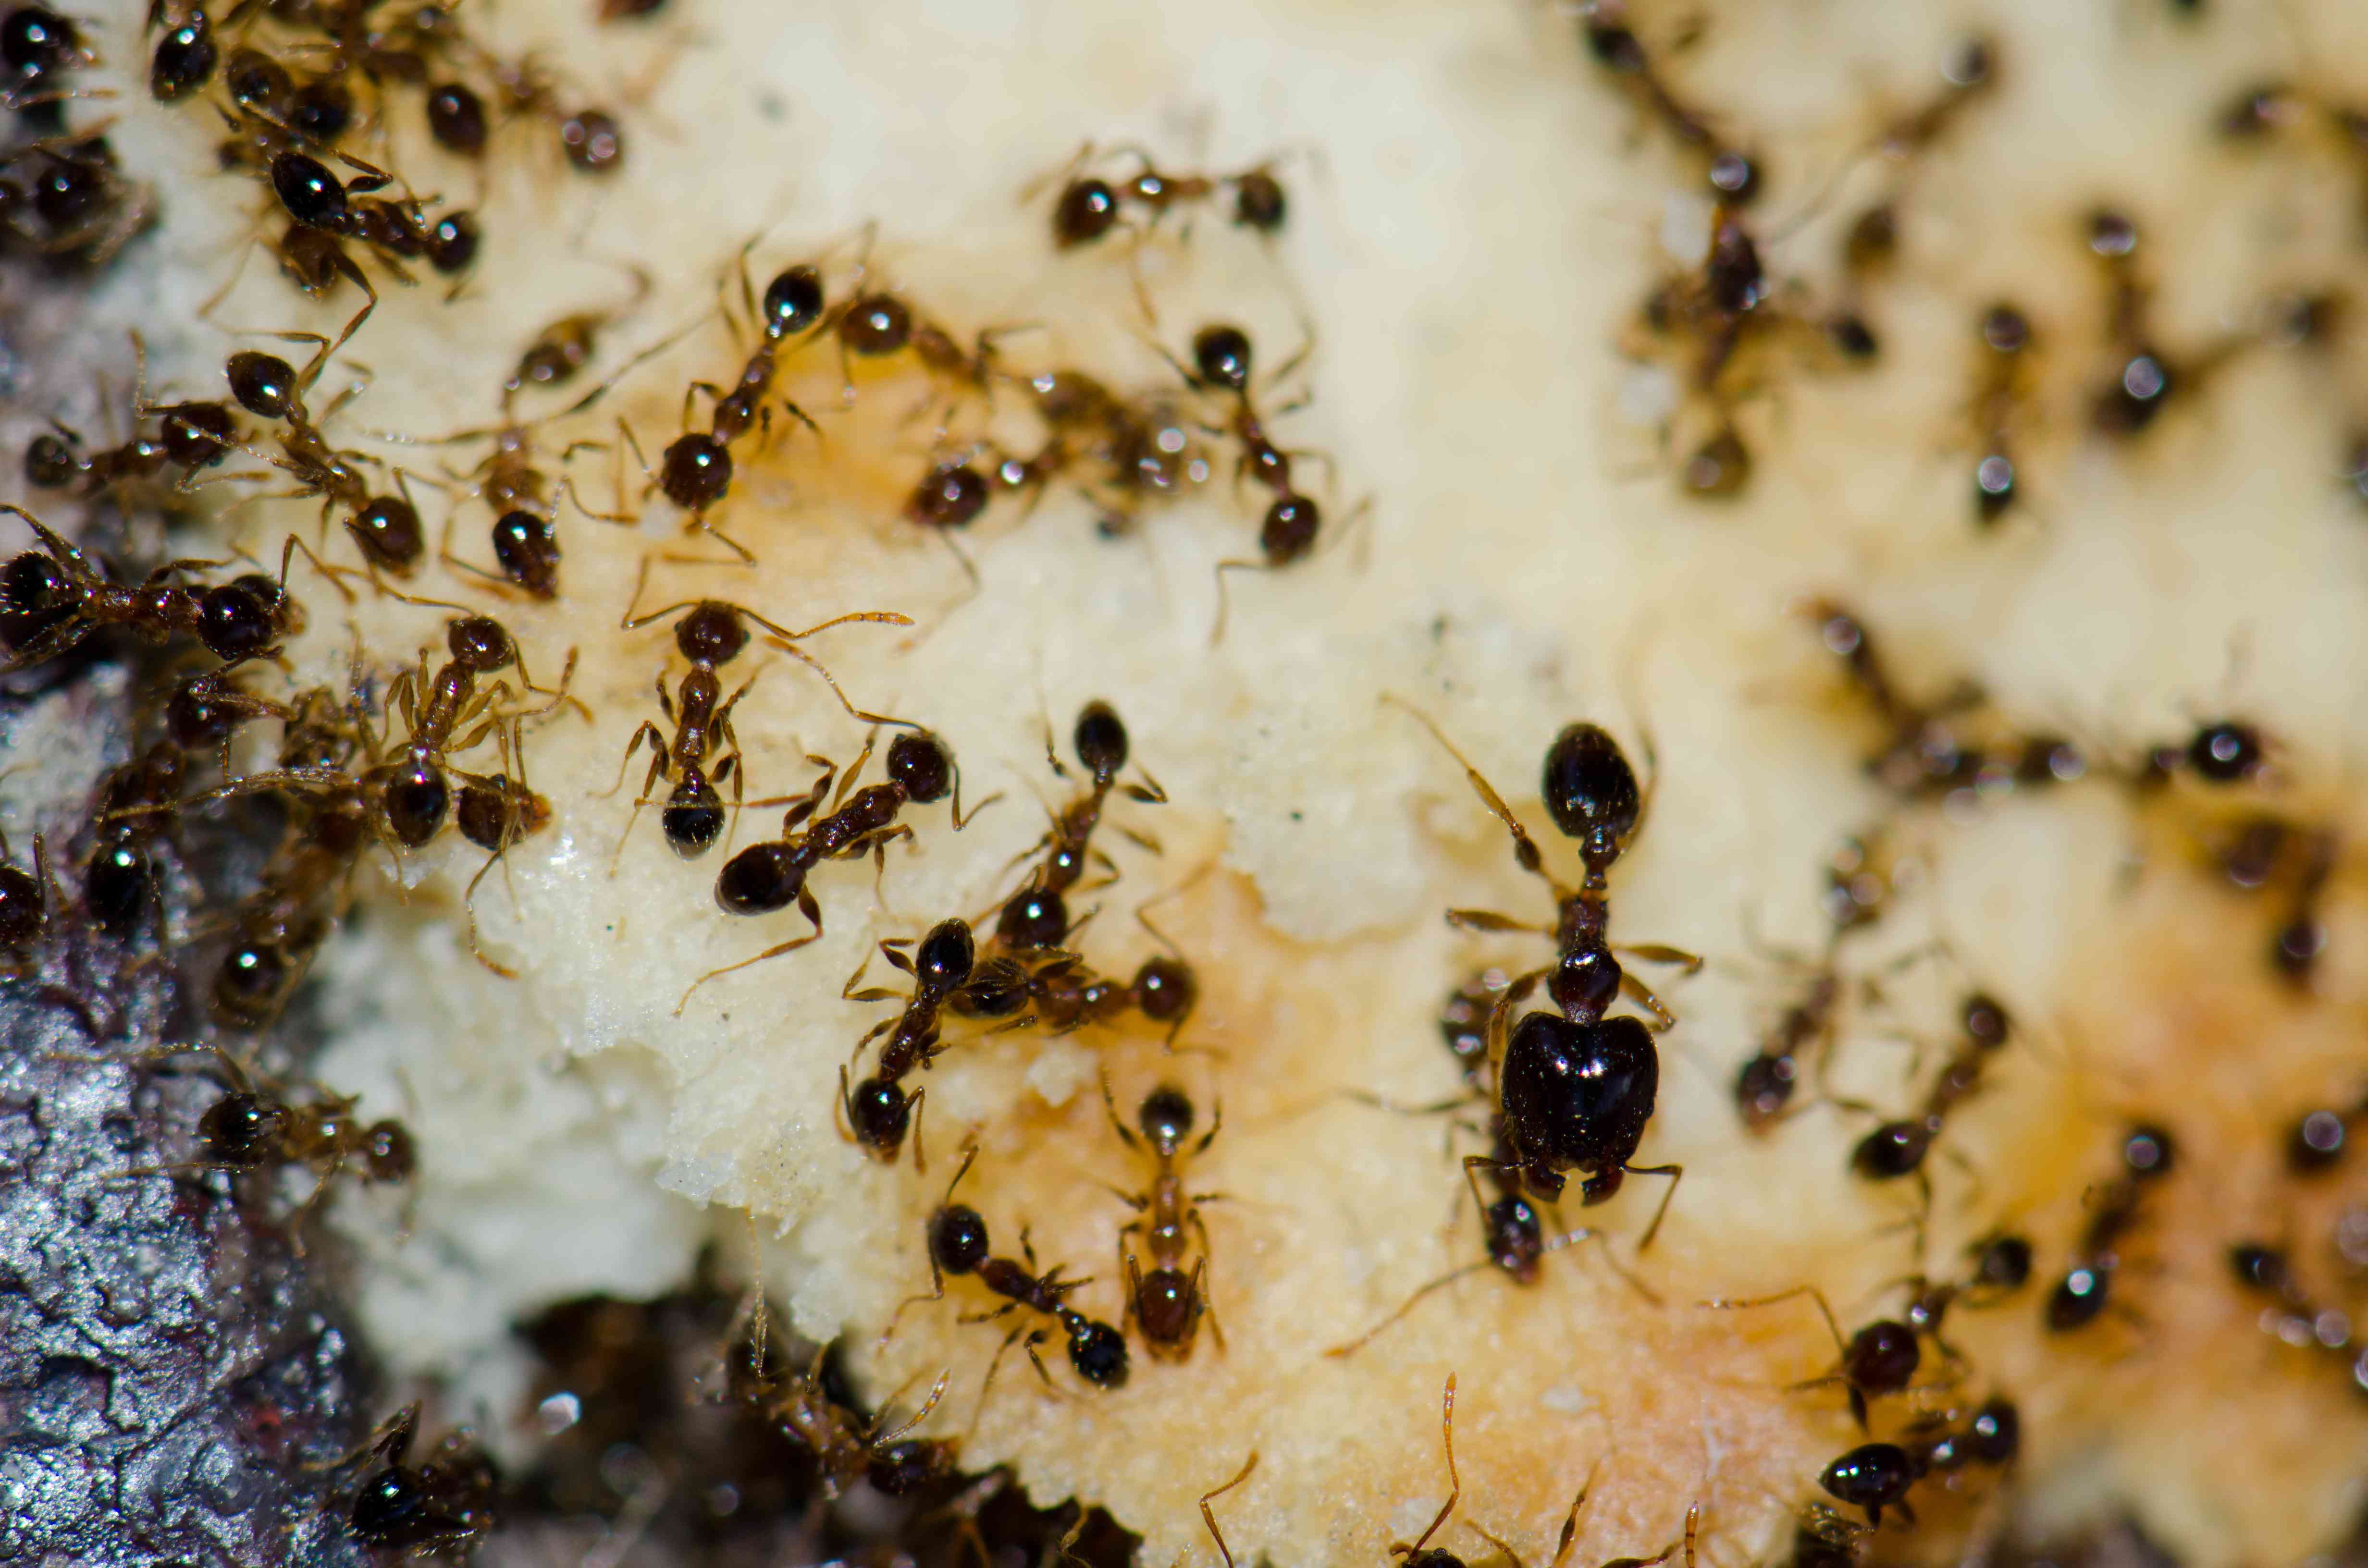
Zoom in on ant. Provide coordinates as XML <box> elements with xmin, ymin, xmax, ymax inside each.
<box><xmin>679</xmin><ymin>737</ymin><xmax>929</xmax><ymax>1014</ymax></box>
<box><xmin>993</xmin><ymin>698</ymin><xmax>1165</xmax><ymax>951</ymax></box>
<box><xmin>1891</xmin><ymin>1231</ymin><xmax>2036</xmax><ymax>1352</ymax></box>
<box><xmin>1733</xmin><ymin>944</ymin><xmax>1843</xmax><ymax>1132</ymax></box>
<box><xmin>453</xmin><ymin>713</ymin><xmax>554</xmax><ymax>979</ymax></box>
<box><xmin>123</xmin><ymin>1045</ymin><xmax>414</xmax><ymax>1208</ymax></box>
<box><xmin>215</xmin><ymin>323</ymin><xmax>421</xmax><ymax>556</ymax></box>
<box><xmin>211</xmin><ymin>764</ymin><xmax>372</xmax><ymax>1028</ymax></box>
<box><xmin>0</xmin><ymin>135</ymin><xmax>156</xmax><ymax>268</ymax></box>
<box><xmin>0</xmin><ymin>827</ymin><xmax>55</xmax><ymax>964</ymax></box>
<box><xmin>2046</xmin><ymin>1124</ymin><xmax>2176</xmax><ymax>1331</ymax></box>
<box><xmin>24</xmin><ymin>384</ymin><xmax>239</xmax><ymax>503</ymax></box>
<box><xmin>0</xmin><ymin>507</ymin><xmax>299</xmax><ymax>673</ymax></box>
<box><xmin>148</xmin><ymin>0</ymin><xmax>216</xmax><ymax>100</ymax></box>
<box><xmin>1167</xmin><ymin>323</ymin><xmax>1346</xmax><ymax>605</ymax></box>
<box><xmin>83</xmin><ymin>741</ymin><xmax>186</xmax><ymax>943</ymax></box>
<box><xmin>1394</xmin><ymin>702</ymin><xmax>1697</xmax><ymax>1232</ymax></box>
<box><xmin>1702</xmin><ymin>1284</ymin><xmax>1957</xmax><ymax>1431</ymax></box>
<box><xmin>629</xmin><ymin>250</ymin><xmax>828</xmax><ymax>557</ymax></box>
<box><xmin>506</xmin><ymin>267</ymin><xmax>653</xmax><ymax>401</ymax></box>
<box><xmin>1967</xmin><ymin>304</ymin><xmax>2038</xmax><ymax>526</ymax></box>
<box><xmin>892</xmin><ymin>1146</ymin><xmax>1131</xmax><ymax>1393</ymax></box>
<box><xmin>2082</xmin><ymin>209</ymin><xmax>2258</xmax><ymax>440</ymax></box>
<box><xmin>1843</xmin><ymin>992</ymin><xmax>2014</xmax><ymax>1185</ymax></box>
<box><xmin>838</xmin><ymin>917</ymin><xmax>1012</xmax><ymax>1166</ymax></box>
<box><xmin>1903</xmin><ymin>1396</ymin><xmax>2020</xmax><ymax>1476</ymax></box>
<box><xmin>333</xmin><ymin>1403</ymin><xmax>500</xmax><ymax>1556</ymax></box>
<box><xmin>1578</xmin><ymin>1</ymin><xmax>1761</xmax><ymax>202</ymax></box>
<box><xmin>1043</xmin><ymin>142</ymin><xmax>1289</xmax><ymax>249</ymax></box>
<box><xmin>2135</xmin><ymin>718</ymin><xmax>2269</xmax><ymax>788</ymax></box>
<box><xmin>1098</xmin><ymin>1075</ymin><xmax>1225</xmax><ymax>1360</ymax></box>
<box><xmin>2228</xmin><ymin>1242</ymin><xmax>2356</xmax><ymax>1359</ymax></box>
<box><xmin>950</xmin><ymin>946</ymin><xmax>1199</xmax><ymax>1043</ymax></box>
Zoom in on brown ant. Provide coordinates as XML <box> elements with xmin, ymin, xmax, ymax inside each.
<box><xmin>992</xmin><ymin>698</ymin><xmax>1165</xmax><ymax>952</ymax></box>
<box><xmin>211</xmin><ymin>321</ymin><xmax>428</xmax><ymax>560</ymax></box>
<box><xmin>1578</xmin><ymin>2</ymin><xmax>1761</xmax><ymax>202</ymax></box>
<box><xmin>332</xmin><ymin>1403</ymin><xmax>500</xmax><ymax>1556</ymax></box>
<box><xmin>1733</xmin><ymin>935</ymin><xmax>1845</xmax><ymax>1131</ymax></box>
<box><xmin>147</xmin><ymin>1</ymin><xmax>215</xmax><ymax>100</ymax></box>
<box><xmin>609</xmin><ymin>565</ymin><xmax>913</xmax><ymax>860</ymax></box>
<box><xmin>24</xmin><ymin>384</ymin><xmax>239</xmax><ymax>504</ymax></box>
<box><xmin>678</xmin><ymin>737</ymin><xmax>929</xmax><ymax>1014</ymax></box>
<box><xmin>2227</xmin><ymin>1242</ymin><xmax>2356</xmax><ymax>1359</ymax></box>
<box><xmin>0</xmin><ymin>506</ymin><xmax>299</xmax><ymax>672</ymax></box>
<box><xmin>1394</xmin><ymin>701</ymin><xmax>1696</xmax><ymax>1233</ymax></box>
<box><xmin>626</xmin><ymin>249</ymin><xmax>828</xmax><ymax>557</ymax></box>
<box><xmin>211</xmin><ymin>752</ymin><xmax>372</xmax><ymax>1028</ymax></box>
<box><xmin>0</xmin><ymin>826</ymin><xmax>56</xmax><ymax>964</ymax></box>
<box><xmin>1702</xmin><ymin>1284</ymin><xmax>1959</xmax><ymax>1431</ymax></box>
<box><xmin>1841</xmin><ymin>992</ymin><xmax>2014</xmax><ymax>1186</ymax></box>
<box><xmin>1968</xmin><ymin>304</ymin><xmax>2038</xmax><ymax>526</ymax></box>
<box><xmin>83</xmin><ymin>741</ymin><xmax>186</xmax><ymax>943</ymax></box>
<box><xmin>123</xmin><ymin>1044</ymin><xmax>414</xmax><ymax>1209</ymax></box>
<box><xmin>1098</xmin><ymin>1075</ymin><xmax>1225</xmax><ymax>1360</ymax></box>
<box><xmin>891</xmin><ymin>1146</ymin><xmax>1131</xmax><ymax>1393</ymax></box>
<box><xmin>1818</xmin><ymin>1442</ymin><xmax>1919</xmax><ymax>1528</ymax></box>
<box><xmin>1044</xmin><ymin>142</ymin><xmax>1289</xmax><ymax>249</ymax></box>
<box><xmin>452</xmin><ymin>713</ymin><xmax>553</xmax><ymax>979</ymax></box>
<box><xmin>2045</xmin><ymin>1124</ymin><xmax>2176</xmax><ymax>1331</ymax></box>
<box><xmin>506</xmin><ymin>266</ymin><xmax>652</xmax><ymax>400</ymax></box>
<box><xmin>837</xmin><ymin>917</ymin><xmax>1007</xmax><ymax>1166</ymax></box>
<box><xmin>1016</xmin><ymin>366</ymin><xmax>1210</xmax><ymax>529</ymax></box>
<box><xmin>950</xmin><ymin>945</ymin><xmax>1199</xmax><ymax>1043</ymax></box>
<box><xmin>0</xmin><ymin>134</ymin><xmax>156</xmax><ymax>268</ymax></box>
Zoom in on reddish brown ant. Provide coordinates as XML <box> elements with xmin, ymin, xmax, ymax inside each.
<box><xmin>890</xmin><ymin>1146</ymin><xmax>1131</xmax><ymax>1394</ymax></box>
<box><xmin>0</xmin><ymin>506</ymin><xmax>299</xmax><ymax>672</ymax></box>
<box><xmin>1578</xmin><ymin>2</ymin><xmax>1761</xmax><ymax>202</ymax></box>
<box><xmin>453</xmin><ymin>713</ymin><xmax>553</xmax><ymax>979</ymax></box>
<box><xmin>82</xmin><ymin>741</ymin><xmax>185</xmax><ymax>943</ymax></box>
<box><xmin>950</xmin><ymin>945</ymin><xmax>1199</xmax><ymax>1043</ymax></box>
<box><xmin>23</xmin><ymin>341</ymin><xmax>240</xmax><ymax>504</ymax></box>
<box><xmin>120</xmin><ymin>1044</ymin><xmax>414</xmax><ymax>1216</ymax></box>
<box><xmin>608</xmin><ymin>562</ymin><xmax>913</xmax><ymax>860</ymax></box>
<box><xmin>678</xmin><ymin>736</ymin><xmax>928</xmax><ymax>1014</ymax></box>
<box><xmin>1967</xmin><ymin>304</ymin><xmax>2038</xmax><ymax>526</ymax></box>
<box><xmin>0</xmin><ymin>826</ymin><xmax>57</xmax><ymax>965</ymax></box>
<box><xmin>1839</xmin><ymin>992</ymin><xmax>2014</xmax><ymax>1187</ymax></box>
<box><xmin>1701</xmin><ymin>1284</ymin><xmax>1960</xmax><ymax>1430</ymax></box>
<box><xmin>1042</xmin><ymin>141</ymin><xmax>1290</xmax><ymax>251</ymax></box>
<box><xmin>1098</xmin><ymin>1075</ymin><xmax>1225</xmax><ymax>1360</ymax></box>
<box><xmin>991</xmin><ymin>698</ymin><xmax>1165</xmax><ymax>953</ymax></box>
<box><xmin>2045</xmin><ymin>1124</ymin><xmax>2175</xmax><ymax>1331</ymax></box>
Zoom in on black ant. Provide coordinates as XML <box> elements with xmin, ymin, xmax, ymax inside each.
<box><xmin>24</xmin><ymin>387</ymin><xmax>239</xmax><ymax>503</ymax></box>
<box><xmin>1734</xmin><ymin>952</ymin><xmax>1842</xmax><ymax>1131</ymax></box>
<box><xmin>609</xmin><ymin>568</ymin><xmax>911</xmax><ymax>860</ymax></box>
<box><xmin>1098</xmin><ymin>1075</ymin><xmax>1225</xmax><ymax>1360</ymax></box>
<box><xmin>1892</xmin><ymin>1231</ymin><xmax>2036</xmax><ymax>1351</ymax></box>
<box><xmin>837</xmin><ymin>917</ymin><xmax>1011</xmax><ymax>1166</ymax></box>
<box><xmin>1702</xmin><ymin>1285</ymin><xmax>1956</xmax><ymax>1430</ymax></box>
<box><xmin>213</xmin><ymin>323</ymin><xmax>421</xmax><ymax>554</ymax></box>
<box><xmin>892</xmin><ymin>1146</ymin><xmax>1131</xmax><ymax>1393</ymax></box>
<box><xmin>83</xmin><ymin>741</ymin><xmax>186</xmax><ymax>943</ymax></box>
<box><xmin>2046</xmin><ymin>1124</ymin><xmax>2176</xmax><ymax>1331</ymax></box>
<box><xmin>678</xmin><ymin>737</ymin><xmax>928</xmax><ymax>1014</ymax></box>
<box><xmin>1578</xmin><ymin>1</ymin><xmax>1761</xmax><ymax>202</ymax></box>
<box><xmin>628</xmin><ymin>250</ymin><xmax>828</xmax><ymax>557</ymax></box>
<box><xmin>0</xmin><ymin>135</ymin><xmax>156</xmax><ymax>268</ymax></box>
<box><xmin>1818</xmin><ymin>1442</ymin><xmax>1919</xmax><ymax>1528</ymax></box>
<box><xmin>1044</xmin><ymin>142</ymin><xmax>1290</xmax><ymax>249</ymax></box>
<box><xmin>950</xmin><ymin>946</ymin><xmax>1199</xmax><ymax>1043</ymax></box>
<box><xmin>211</xmin><ymin>756</ymin><xmax>372</xmax><ymax>1028</ymax></box>
<box><xmin>992</xmin><ymin>698</ymin><xmax>1165</xmax><ymax>951</ymax></box>
<box><xmin>0</xmin><ymin>506</ymin><xmax>299</xmax><ymax>672</ymax></box>
<box><xmin>1902</xmin><ymin>1396</ymin><xmax>2020</xmax><ymax>1476</ymax></box>
<box><xmin>1843</xmin><ymin>992</ymin><xmax>2014</xmax><ymax>1185</ymax></box>
<box><xmin>333</xmin><ymin>1403</ymin><xmax>500</xmax><ymax>1556</ymax></box>
<box><xmin>147</xmin><ymin>0</ymin><xmax>215</xmax><ymax>99</ymax></box>
<box><xmin>1394</xmin><ymin>702</ymin><xmax>1697</xmax><ymax>1235</ymax></box>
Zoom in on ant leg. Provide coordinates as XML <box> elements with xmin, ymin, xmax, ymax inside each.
<box><xmin>764</xmin><ymin>636</ymin><xmax>906</xmax><ymax>727</ymax></box>
<box><xmin>1698</xmin><ymin>1278</ymin><xmax>1844</xmax><ymax>1355</ymax></box>
<box><xmin>1446</xmin><ymin>906</ymin><xmax>1549</xmax><ymax>936</ymax></box>
<box><xmin>1098</xmin><ymin>1067</ymin><xmax>1141</xmax><ymax>1152</ymax></box>
<box><xmin>1620</xmin><ymin>971</ymin><xmax>1679</xmax><ymax>1032</ymax></box>
<box><xmin>674</xmin><ymin>894</ymin><xmax>826</xmax><ymax>1015</ymax></box>
<box><xmin>1188</xmin><ymin>1252</ymin><xmax>1225</xmax><ymax>1352</ymax></box>
<box><xmin>1324</xmin><ymin>1254</ymin><xmax>1490</xmax><ymax>1360</ymax></box>
<box><xmin>1198</xmin><ymin>1450</ymin><xmax>1258</xmax><ymax>1568</ymax></box>
<box><xmin>908</xmin><ymin>1086</ymin><xmax>929</xmax><ymax>1175</ymax></box>
<box><xmin>1393</xmin><ymin>1374</ymin><xmax>1461</xmax><ymax>1559</ymax></box>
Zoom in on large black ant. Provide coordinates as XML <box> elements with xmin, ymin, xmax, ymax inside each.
<box><xmin>2045</xmin><ymin>1124</ymin><xmax>2176</xmax><ymax>1331</ymax></box>
<box><xmin>0</xmin><ymin>507</ymin><xmax>298</xmax><ymax>673</ymax></box>
<box><xmin>609</xmin><ymin>566</ymin><xmax>912</xmax><ymax>861</ymax></box>
<box><xmin>891</xmin><ymin>1146</ymin><xmax>1131</xmax><ymax>1394</ymax></box>
<box><xmin>992</xmin><ymin>698</ymin><xmax>1165</xmax><ymax>951</ymax></box>
<box><xmin>678</xmin><ymin>737</ymin><xmax>928</xmax><ymax>1014</ymax></box>
<box><xmin>1395</xmin><ymin>702</ymin><xmax>1697</xmax><ymax>1235</ymax></box>
<box><xmin>333</xmin><ymin>1403</ymin><xmax>500</xmax><ymax>1556</ymax></box>
<box><xmin>1098</xmin><ymin>1075</ymin><xmax>1224</xmax><ymax>1361</ymax></box>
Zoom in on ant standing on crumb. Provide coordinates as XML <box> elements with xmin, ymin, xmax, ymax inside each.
<box><xmin>1098</xmin><ymin>1075</ymin><xmax>1225</xmax><ymax>1360</ymax></box>
<box><xmin>992</xmin><ymin>698</ymin><xmax>1165</xmax><ymax>953</ymax></box>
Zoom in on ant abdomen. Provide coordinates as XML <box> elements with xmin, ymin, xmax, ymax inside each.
<box><xmin>716</xmin><ymin>842</ymin><xmax>803</xmax><ymax>915</ymax></box>
<box><xmin>660</xmin><ymin>778</ymin><xmax>726</xmax><ymax>857</ymax></box>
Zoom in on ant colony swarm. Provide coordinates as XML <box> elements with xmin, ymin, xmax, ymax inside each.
<box><xmin>9</xmin><ymin>0</ymin><xmax>2368</xmax><ymax>1565</ymax></box>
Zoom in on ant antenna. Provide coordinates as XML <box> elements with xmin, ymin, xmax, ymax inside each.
<box><xmin>1393</xmin><ymin>1374</ymin><xmax>1461</xmax><ymax>1561</ymax></box>
<box><xmin>1199</xmin><ymin>1449</ymin><xmax>1258</xmax><ymax>1568</ymax></box>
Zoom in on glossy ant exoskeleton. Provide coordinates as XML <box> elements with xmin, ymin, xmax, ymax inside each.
<box><xmin>121</xmin><ymin>1044</ymin><xmax>414</xmax><ymax>1207</ymax></box>
<box><xmin>333</xmin><ymin>1403</ymin><xmax>500</xmax><ymax>1556</ymax></box>
<box><xmin>1734</xmin><ymin>948</ymin><xmax>1842</xmax><ymax>1132</ymax></box>
<box><xmin>147</xmin><ymin>0</ymin><xmax>217</xmax><ymax>100</ymax></box>
<box><xmin>0</xmin><ymin>134</ymin><xmax>156</xmax><ymax>268</ymax></box>
<box><xmin>992</xmin><ymin>699</ymin><xmax>1165</xmax><ymax>952</ymax></box>
<box><xmin>1577</xmin><ymin>2</ymin><xmax>1761</xmax><ymax>202</ymax></box>
<box><xmin>83</xmin><ymin>741</ymin><xmax>185</xmax><ymax>943</ymax></box>
<box><xmin>23</xmin><ymin>371</ymin><xmax>239</xmax><ymax>504</ymax></box>
<box><xmin>627</xmin><ymin>251</ymin><xmax>829</xmax><ymax>557</ymax></box>
<box><xmin>1818</xmin><ymin>1442</ymin><xmax>1919</xmax><ymax>1528</ymax></box>
<box><xmin>1902</xmin><ymin>1396</ymin><xmax>2020</xmax><ymax>1477</ymax></box>
<box><xmin>892</xmin><ymin>1147</ymin><xmax>1131</xmax><ymax>1394</ymax></box>
<box><xmin>1394</xmin><ymin>702</ymin><xmax>1697</xmax><ymax>1237</ymax></box>
<box><xmin>1842</xmin><ymin>992</ymin><xmax>2014</xmax><ymax>1185</ymax></box>
<box><xmin>950</xmin><ymin>946</ymin><xmax>1199</xmax><ymax>1043</ymax></box>
<box><xmin>211</xmin><ymin>751</ymin><xmax>372</xmax><ymax>1028</ymax></box>
<box><xmin>1098</xmin><ymin>1076</ymin><xmax>1225</xmax><ymax>1360</ymax></box>
<box><xmin>2046</xmin><ymin>1124</ymin><xmax>2176</xmax><ymax>1331</ymax></box>
<box><xmin>838</xmin><ymin>917</ymin><xmax>1013</xmax><ymax>1166</ymax></box>
<box><xmin>609</xmin><ymin>570</ymin><xmax>910</xmax><ymax>861</ymax></box>
<box><xmin>506</xmin><ymin>267</ymin><xmax>653</xmax><ymax>400</ymax></box>
<box><xmin>0</xmin><ymin>507</ymin><xmax>299</xmax><ymax>673</ymax></box>
<box><xmin>214</xmin><ymin>325</ymin><xmax>424</xmax><ymax>558</ymax></box>
<box><xmin>1967</xmin><ymin>304</ymin><xmax>2037</xmax><ymax>526</ymax></box>
<box><xmin>1043</xmin><ymin>142</ymin><xmax>1290</xmax><ymax>250</ymax></box>
<box><xmin>678</xmin><ymin>737</ymin><xmax>927</xmax><ymax>1014</ymax></box>
<box><xmin>1702</xmin><ymin>1284</ymin><xmax>1958</xmax><ymax>1431</ymax></box>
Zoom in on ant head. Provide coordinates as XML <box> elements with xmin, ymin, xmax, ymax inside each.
<box><xmin>676</xmin><ymin>602</ymin><xmax>748</xmax><ymax>668</ymax></box>
<box><xmin>377</xmin><ymin>760</ymin><xmax>452</xmax><ymax>848</ymax></box>
<box><xmin>1540</xmin><ymin>723</ymin><xmax>1640</xmax><ymax>856</ymax></box>
<box><xmin>215</xmin><ymin>942</ymin><xmax>292</xmax><ymax>1025</ymax></box>
<box><xmin>22</xmin><ymin>431</ymin><xmax>76</xmax><ymax>488</ymax></box>
<box><xmin>913</xmin><ymin>919</ymin><xmax>976</xmax><ymax>992</ymax></box>
<box><xmin>364</xmin><ymin>1119</ymin><xmax>416</xmax><ymax>1183</ymax></box>
<box><xmin>1073</xmin><ymin>699</ymin><xmax>1128</xmax><ymax>783</ymax></box>
<box><xmin>884</xmin><ymin>730</ymin><xmax>952</xmax><ymax>805</ymax></box>
<box><xmin>2122</xmin><ymin>1124</ymin><xmax>2175</xmax><ymax>1179</ymax></box>
<box><xmin>197</xmin><ymin>581</ymin><xmax>280</xmax><ymax>662</ymax></box>
<box><xmin>226</xmin><ymin>350</ymin><xmax>298</xmax><ymax>419</ymax></box>
<box><xmin>2187</xmin><ymin>720</ymin><xmax>2265</xmax><ymax>783</ymax></box>
<box><xmin>1961</xmin><ymin>992</ymin><xmax>2010</xmax><ymax>1050</ymax></box>
<box><xmin>926</xmin><ymin>1201</ymin><xmax>988</xmax><ymax>1276</ymax></box>
<box><xmin>847</xmin><ymin>1076</ymin><xmax>910</xmax><ymax>1153</ymax></box>
<box><xmin>760</xmin><ymin>265</ymin><xmax>825</xmax><ymax>339</ymax></box>
<box><xmin>1053</xmin><ymin>177</ymin><xmax>1121</xmax><ymax>247</ymax></box>
<box><xmin>199</xmin><ymin>1091</ymin><xmax>284</xmax><ymax>1163</ymax></box>
<box><xmin>351</xmin><ymin>496</ymin><xmax>425</xmax><ymax>572</ymax></box>
<box><xmin>1190</xmin><ymin>324</ymin><xmax>1253</xmax><ymax>393</ymax></box>
<box><xmin>1131</xmin><ymin>954</ymin><xmax>1196</xmax><ymax>1024</ymax></box>
<box><xmin>445</xmin><ymin>615</ymin><xmax>517</xmax><ymax>674</ymax></box>
<box><xmin>491</xmin><ymin>512</ymin><xmax>560</xmax><ymax>599</ymax></box>
<box><xmin>1843</xmin><ymin>1321</ymin><xmax>1920</xmax><ymax>1393</ymax></box>
<box><xmin>1138</xmin><ymin>1083</ymin><xmax>1195</xmax><ymax>1155</ymax></box>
